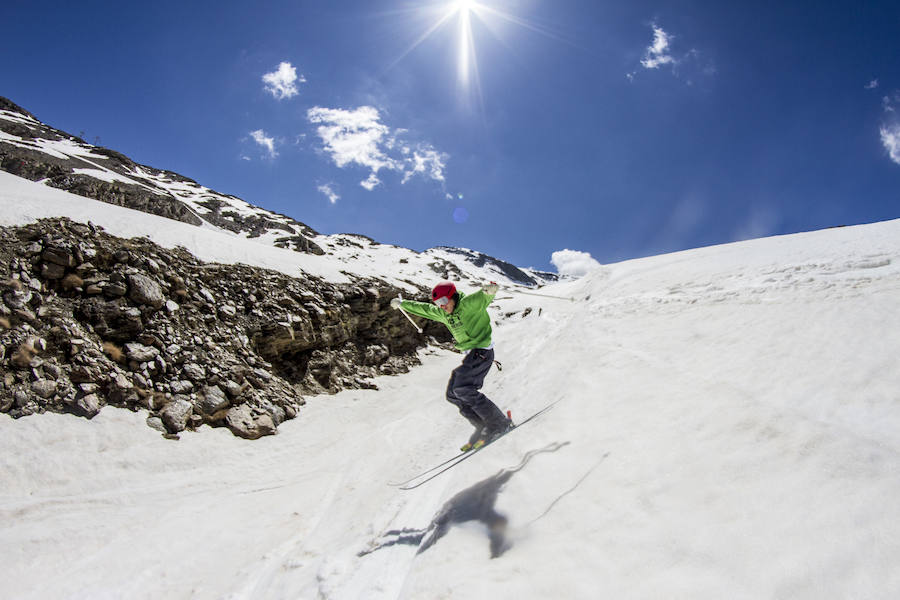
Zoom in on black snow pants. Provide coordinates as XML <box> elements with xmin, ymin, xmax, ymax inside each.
<box><xmin>445</xmin><ymin>348</ymin><xmax>507</xmax><ymax>434</ymax></box>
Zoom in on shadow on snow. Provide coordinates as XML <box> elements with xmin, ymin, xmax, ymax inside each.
<box><xmin>360</xmin><ymin>441</ymin><xmax>603</xmax><ymax>559</ymax></box>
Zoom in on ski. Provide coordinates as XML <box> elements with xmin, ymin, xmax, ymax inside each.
<box><xmin>393</xmin><ymin>400</ymin><xmax>558</xmax><ymax>491</ymax></box>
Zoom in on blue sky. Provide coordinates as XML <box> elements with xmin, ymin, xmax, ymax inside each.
<box><xmin>5</xmin><ymin>0</ymin><xmax>900</xmax><ymax>272</ymax></box>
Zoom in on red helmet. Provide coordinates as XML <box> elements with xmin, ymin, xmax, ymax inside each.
<box><xmin>431</xmin><ymin>282</ymin><xmax>457</xmax><ymax>305</ymax></box>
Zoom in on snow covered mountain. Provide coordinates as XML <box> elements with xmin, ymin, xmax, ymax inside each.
<box><xmin>3</xmin><ymin>163</ymin><xmax>900</xmax><ymax>598</ymax></box>
<box><xmin>0</xmin><ymin>96</ymin><xmax>556</xmax><ymax>289</ymax></box>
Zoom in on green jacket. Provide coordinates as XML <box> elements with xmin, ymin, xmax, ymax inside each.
<box><xmin>401</xmin><ymin>290</ymin><xmax>495</xmax><ymax>351</ymax></box>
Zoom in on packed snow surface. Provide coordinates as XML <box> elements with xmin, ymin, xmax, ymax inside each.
<box><xmin>3</xmin><ymin>173</ymin><xmax>900</xmax><ymax>598</ymax></box>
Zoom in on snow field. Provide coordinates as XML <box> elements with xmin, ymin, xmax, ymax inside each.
<box><xmin>2</xmin><ymin>173</ymin><xmax>900</xmax><ymax>598</ymax></box>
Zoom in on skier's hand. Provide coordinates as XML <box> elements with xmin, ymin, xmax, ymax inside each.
<box><xmin>483</xmin><ymin>281</ymin><xmax>499</xmax><ymax>295</ymax></box>
<box><xmin>390</xmin><ymin>297</ymin><xmax>403</xmax><ymax>310</ymax></box>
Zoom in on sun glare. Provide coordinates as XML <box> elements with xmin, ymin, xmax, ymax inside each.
<box><xmin>388</xmin><ymin>0</ymin><xmax>564</xmax><ymax>111</ymax></box>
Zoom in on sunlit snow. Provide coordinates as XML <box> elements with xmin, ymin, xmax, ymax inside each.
<box><xmin>2</xmin><ymin>173</ymin><xmax>900</xmax><ymax>599</ymax></box>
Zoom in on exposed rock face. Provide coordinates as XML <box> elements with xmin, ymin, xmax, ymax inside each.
<box><xmin>0</xmin><ymin>218</ymin><xmax>451</xmax><ymax>438</ymax></box>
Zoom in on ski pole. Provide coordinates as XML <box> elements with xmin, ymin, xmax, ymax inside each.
<box><xmin>396</xmin><ymin>294</ymin><xmax>423</xmax><ymax>333</ymax></box>
<box><xmin>501</xmin><ymin>287</ymin><xmax>575</xmax><ymax>302</ymax></box>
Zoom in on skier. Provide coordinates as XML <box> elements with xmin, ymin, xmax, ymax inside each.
<box><xmin>391</xmin><ymin>281</ymin><xmax>512</xmax><ymax>451</ymax></box>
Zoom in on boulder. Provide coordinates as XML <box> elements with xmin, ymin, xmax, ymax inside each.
<box><xmin>160</xmin><ymin>398</ymin><xmax>193</xmax><ymax>433</ymax></box>
<box><xmin>127</xmin><ymin>273</ymin><xmax>165</xmax><ymax>308</ymax></box>
<box><xmin>197</xmin><ymin>385</ymin><xmax>229</xmax><ymax>416</ymax></box>
<box><xmin>225</xmin><ymin>405</ymin><xmax>276</xmax><ymax>440</ymax></box>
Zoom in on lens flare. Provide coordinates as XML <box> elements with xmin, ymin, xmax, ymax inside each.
<box><xmin>387</xmin><ymin>1</ymin><xmax>568</xmax><ymax>111</ymax></box>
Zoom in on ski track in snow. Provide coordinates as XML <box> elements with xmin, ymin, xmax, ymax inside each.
<box><xmin>2</xmin><ymin>176</ymin><xmax>900</xmax><ymax>598</ymax></box>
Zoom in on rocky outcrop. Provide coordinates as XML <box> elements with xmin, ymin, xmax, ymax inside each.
<box><xmin>0</xmin><ymin>218</ymin><xmax>451</xmax><ymax>439</ymax></box>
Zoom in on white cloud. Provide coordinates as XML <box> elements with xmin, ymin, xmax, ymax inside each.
<box><xmin>629</xmin><ymin>24</ymin><xmax>714</xmax><ymax>83</ymax></box>
<box><xmin>250</xmin><ymin>130</ymin><xmax>278</xmax><ymax>158</ymax></box>
<box><xmin>641</xmin><ymin>26</ymin><xmax>676</xmax><ymax>70</ymax></box>
<box><xmin>402</xmin><ymin>145</ymin><xmax>447</xmax><ymax>183</ymax></box>
<box><xmin>307</xmin><ymin>106</ymin><xmax>448</xmax><ymax>190</ymax></box>
<box><xmin>880</xmin><ymin>123</ymin><xmax>900</xmax><ymax>165</ymax></box>
<box><xmin>318</xmin><ymin>183</ymin><xmax>340</xmax><ymax>204</ymax></box>
<box><xmin>361</xmin><ymin>173</ymin><xmax>382</xmax><ymax>191</ymax></box>
<box><xmin>262</xmin><ymin>62</ymin><xmax>305</xmax><ymax>100</ymax></box>
<box><xmin>866</xmin><ymin>79</ymin><xmax>879</xmax><ymax>90</ymax></box>
<box><xmin>307</xmin><ymin>106</ymin><xmax>396</xmax><ymax>186</ymax></box>
<box><xmin>551</xmin><ymin>249</ymin><xmax>602</xmax><ymax>277</ymax></box>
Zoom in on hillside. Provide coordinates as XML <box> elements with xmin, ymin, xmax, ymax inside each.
<box><xmin>3</xmin><ymin>170</ymin><xmax>899</xmax><ymax>597</ymax></box>
<box><xmin>0</xmin><ymin>96</ymin><xmax>555</xmax><ymax>289</ymax></box>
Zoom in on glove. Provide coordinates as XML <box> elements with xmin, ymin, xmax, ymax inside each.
<box><xmin>483</xmin><ymin>281</ymin><xmax>499</xmax><ymax>295</ymax></box>
<box><xmin>390</xmin><ymin>297</ymin><xmax>403</xmax><ymax>310</ymax></box>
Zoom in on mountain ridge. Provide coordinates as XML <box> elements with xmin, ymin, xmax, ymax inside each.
<box><xmin>0</xmin><ymin>96</ymin><xmax>556</xmax><ymax>289</ymax></box>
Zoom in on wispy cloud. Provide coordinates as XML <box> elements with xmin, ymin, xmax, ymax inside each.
<box><xmin>262</xmin><ymin>62</ymin><xmax>305</xmax><ymax>100</ymax></box>
<box><xmin>879</xmin><ymin>92</ymin><xmax>900</xmax><ymax>165</ymax></box>
<box><xmin>880</xmin><ymin>123</ymin><xmax>900</xmax><ymax>165</ymax></box>
<box><xmin>307</xmin><ymin>106</ymin><xmax>448</xmax><ymax>191</ymax></box>
<box><xmin>641</xmin><ymin>25</ymin><xmax>676</xmax><ymax>70</ymax></box>
<box><xmin>866</xmin><ymin>79</ymin><xmax>880</xmax><ymax>90</ymax></box>
<box><xmin>250</xmin><ymin>129</ymin><xmax>278</xmax><ymax>158</ymax></box>
<box><xmin>550</xmin><ymin>249</ymin><xmax>602</xmax><ymax>277</ymax></box>
<box><xmin>628</xmin><ymin>24</ymin><xmax>712</xmax><ymax>83</ymax></box>
<box><xmin>318</xmin><ymin>183</ymin><xmax>340</xmax><ymax>204</ymax></box>
<box><xmin>401</xmin><ymin>145</ymin><xmax>447</xmax><ymax>184</ymax></box>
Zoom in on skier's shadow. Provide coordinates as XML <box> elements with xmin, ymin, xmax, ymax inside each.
<box><xmin>360</xmin><ymin>441</ymin><xmax>570</xmax><ymax>559</ymax></box>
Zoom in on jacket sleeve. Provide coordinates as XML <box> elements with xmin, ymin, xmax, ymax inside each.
<box><xmin>468</xmin><ymin>290</ymin><xmax>495</xmax><ymax>312</ymax></box>
<box><xmin>400</xmin><ymin>299</ymin><xmax>446</xmax><ymax>322</ymax></box>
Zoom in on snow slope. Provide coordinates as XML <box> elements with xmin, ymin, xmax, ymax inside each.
<box><xmin>2</xmin><ymin>176</ymin><xmax>900</xmax><ymax>599</ymax></box>
<box><xmin>0</xmin><ymin>171</ymin><xmax>546</xmax><ymax>292</ymax></box>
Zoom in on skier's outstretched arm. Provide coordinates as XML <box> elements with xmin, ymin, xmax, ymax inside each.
<box><xmin>391</xmin><ymin>296</ymin><xmax>446</xmax><ymax>322</ymax></box>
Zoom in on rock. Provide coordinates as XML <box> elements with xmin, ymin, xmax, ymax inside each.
<box><xmin>14</xmin><ymin>307</ymin><xmax>37</xmax><ymax>323</ymax></box>
<box><xmin>181</xmin><ymin>363</ymin><xmax>206</xmax><ymax>382</ymax></box>
<box><xmin>112</xmin><ymin>373</ymin><xmax>133</xmax><ymax>391</ymax></box>
<box><xmin>105</xmin><ymin>282</ymin><xmax>128</xmax><ymax>297</ymax></box>
<box><xmin>40</xmin><ymin>261</ymin><xmax>67</xmax><ymax>280</ymax></box>
<box><xmin>160</xmin><ymin>398</ymin><xmax>192</xmax><ymax>433</ymax></box>
<box><xmin>169</xmin><ymin>380</ymin><xmax>193</xmax><ymax>394</ymax></box>
<box><xmin>75</xmin><ymin>393</ymin><xmax>101</xmax><ymax>418</ymax></box>
<box><xmin>13</xmin><ymin>389</ymin><xmax>29</xmax><ymax>408</ymax></box>
<box><xmin>364</xmin><ymin>344</ymin><xmax>389</xmax><ymax>365</ymax></box>
<box><xmin>225</xmin><ymin>405</ymin><xmax>277</xmax><ymax>440</ymax></box>
<box><xmin>125</xmin><ymin>342</ymin><xmax>159</xmax><ymax>362</ymax></box>
<box><xmin>222</xmin><ymin>379</ymin><xmax>244</xmax><ymax>398</ymax></box>
<box><xmin>146</xmin><ymin>416</ymin><xmax>167</xmax><ymax>433</ymax></box>
<box><xmin>0</xmin><ymin>217</ymin><xmax>438</xmax><ymax>438</ymax></box>
<box><xmin>31</xmin><ymin>379</ymin><xmax>57</xmax><ymax>399</ymax></box>
<box><xmin>197</xmin><ymin>385</ymin><xmax>229</xmax><ymax>415</ymax></box>
<box><xmin>41</xmin><ymin>246</ymin><xmax>75</xmax><ymax>267</ymax></box>
<box><xmin>127</xmin><ymin>273</ymin><xmax>165</xmax><ymax>308</ymax></box>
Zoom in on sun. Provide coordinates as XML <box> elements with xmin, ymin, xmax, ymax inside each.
<box><xmin>388</xmin><ymin>1</ymin><xmax>563</xmax><ymax>111</ymax></box>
